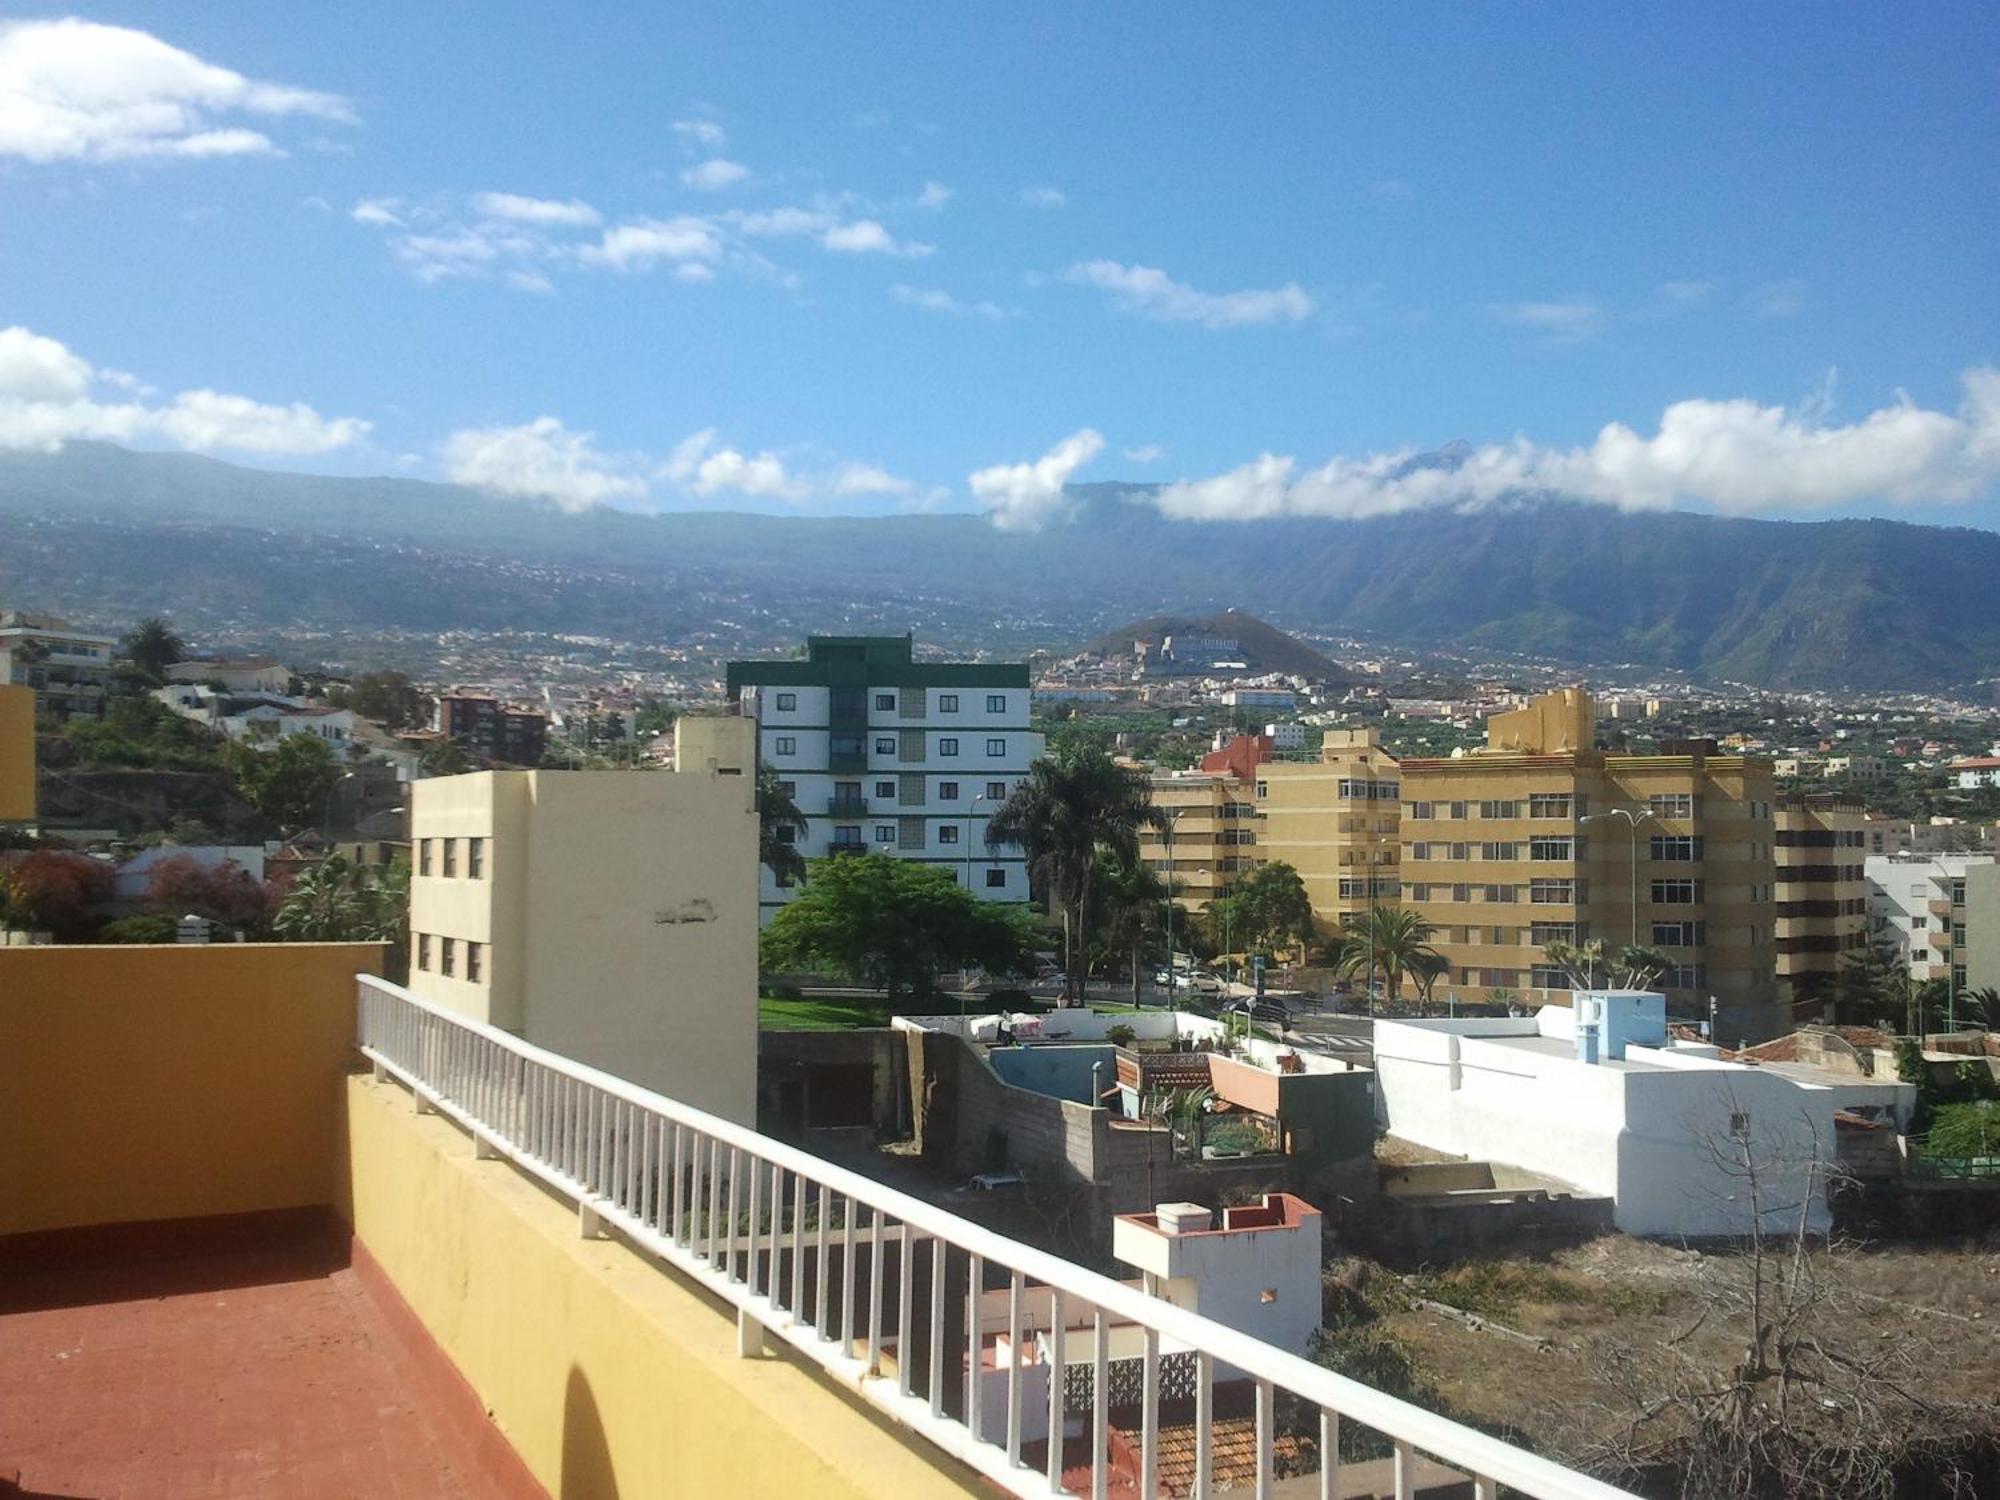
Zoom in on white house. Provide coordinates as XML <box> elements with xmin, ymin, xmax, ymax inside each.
<box><xmin>1371</xmin><ymin>992</ymin><xmax>1911</xmax><ymax>1238</ymax></box>
<box><xmin>166</xmin><ymin>657</ymin><xmax>292</xmax><ymax>695</ymax></box>
<box><xmin>1111</xmin><ymin>1196</ymin><xmax>1323</xmax><ymax>1360</ymax></box>
<box><xmin>154</xmin><ymin>685</ymin><xmax>355</xmax><ymax>761</ymax></box>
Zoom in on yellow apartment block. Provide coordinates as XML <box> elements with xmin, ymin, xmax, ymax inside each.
<box><xmin>1137</xmin><ymin>771</ymin><xmax>1257</xmax><ymax>910</ymax></box>
<box><xmin>1774</xmin><ymin>795</ymin><xmax>1869</xmax><ymax>1008</ymax></box>
<box><xmin>0</xmin><ymin>681</ymin><xmax>32</xmax><ymax>822</ymax></box>
<box><xmin>1254</xmin><ymin>729</ymin><xmax>1402</xmax><ymax>934</ymax></box>
<box><xmin>1400</xmin><ymin>688</ymin><xmax>1783</xmax><ymax>1042</ymax></box>
<box><xmin>409</xmin><ymin>768</ymin><xmax>760</xmax><ymax>1124</ymax></box>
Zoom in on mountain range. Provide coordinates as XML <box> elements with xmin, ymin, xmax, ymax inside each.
<box><xmin>1</xmin><ymin>443</ymin><xmax>1996</xmax><ymax>692</ymax></box>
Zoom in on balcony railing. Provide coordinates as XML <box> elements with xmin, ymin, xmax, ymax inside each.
<box><xmin>356</xmin><ymin>977</ymin><xmax>1631</xmax><ymax>1500</ymax></box>
<box><xmin>829</xmin><ymin>795</ymin><xmax>870</xmax><ymax>816</ymax></box>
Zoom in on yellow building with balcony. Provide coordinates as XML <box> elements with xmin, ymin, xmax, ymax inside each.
<box><xmin>1137</xmin><ymin>771</ymin><xmax>1257</xmax><ymax>911</ymax></box>
<box><xmin>1252</xmin><ymin>729</ymin><xmax>1402</xmax><ymax>935</ymax></box>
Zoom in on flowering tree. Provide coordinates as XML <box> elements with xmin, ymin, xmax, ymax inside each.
<box><xmin>0</xmin><ymin>850</ymin><xmax>115</xmax><ymax>938</ymax></box>
<box><xmin>140</xmin><ymin>855</ymin><xmax>276</xmax><ymax>931</ymax></box>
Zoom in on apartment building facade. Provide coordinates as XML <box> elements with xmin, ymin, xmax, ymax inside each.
<box><xmin>1774</xmin><ymin>795</ymin><xmax>1869</xmax><ymax>1006</ymax></box>
<box><xmin>437</xmin><ymin>690</ymin><xmax>550</xmax><ymax>766</ymax></box>
<box><xmin>0</xmin><ymin>610</ymin><xmax>117</xmax><ymax>719</ymax></box>
<box><xmin>725</xmin><ymin>635</ymin><xmax>1043</xmax><ymax>922</ymax></box>
<box><xmin>1399</xmin><ymin>689</ymin><xmax>1783</xmax><ymax>1042</ymax></box>
<box><xmin>1864</xmin><ymin>851</ymin><xmax>1993</xmax><ymax>988</ymax></box>
<box><xmin>1136</xmin><ymin>771</ymin><xmax>1258</xmax><ymax>911</ymax></box>
<box><xmin>1254</xmin><ymin>728</ymin><xmax>1402</xmax><ymax>933</ymax></box>
<box><xmin>406</xmin><ymin>767</ymin><xmax>759</xmax><ymax>1121</ymax></box>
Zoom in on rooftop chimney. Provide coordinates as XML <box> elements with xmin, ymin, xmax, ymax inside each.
<box><xmin>1155</xmin><ymin>1202</ymin><xmax>1213</xmax><ymax>1235</ymax></box>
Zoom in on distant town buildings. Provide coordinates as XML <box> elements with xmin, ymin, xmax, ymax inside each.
<box><xmin>154</xmin><ymin>683</ymin><xmax>355</xmax><ymax>760</ymax></box>
<box><xmin>725</xmin><ymin>635</ymin><xmax>1043</xmax><ymax>922</ymax></box>
<box><xmin>0</xmin><ymin>611</ymin><xmax>117</xmax><ymax>719</ymax></box>
<box><xmin>437</xmin><ymin>690</ymin><xmax>550</xmax><ymax>766</ymax></box>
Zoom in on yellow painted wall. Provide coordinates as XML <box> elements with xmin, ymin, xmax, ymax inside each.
<box><xmin>342</xmin><ymin>1074</ymin><xmax>986</xmax><ymax>1500</ymax></box>
<box><xmin>0</xmin><ymin>942</ymin><xmax>383</xmax><ymax>1236</ymax></box>
<box><xmin>0</xmin><ymin>681</ymin><xmax>33</xmax><ymax>821</ymax></box>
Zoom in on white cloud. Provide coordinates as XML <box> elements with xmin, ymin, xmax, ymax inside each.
<box><xmin>680</xmin><ymin>158</ymin><xmax>749</xmax><ymax>190</ymax></box>
<box><xmin>1065</xmin><ymin>260</ymin><xmax>1314</xmax><ymax>330</ymax></box>
<box><xmin>969</xmin><ymin>429</ymin><xmax>1105</xmax><ymax>531</ymax></box>
<box><xmin>579</xmin><ymin>216</ymin><xmax>723</xmax><ymax>272</ymax></box>
<box><xmin>832</xmin><ymin>462</ymin><xmax>915</xmax><ymax>498</ymax></box>
<box><xmin>0</xmin><ymin>17</ymin><xmax>353</xmax><ymax>163</ymax></box>
<box><xmin>1149</xmin><ymin>368</ymin><xmax>2000</xmax><ymax>524</ymax></box>
<box><xmin>1021</xmin><ymin>186</ymin><xmax>1067</xmax><ymax>208</ymax></box>
<box><xmin>443</xmin><ymin>416</ymin><xmax>645</xmax><ymax>511</ymax></box>
<box><xmin>350</xmin><ymin>197</ymin><xmax>402</xmax><ymax>226</ymax></box>
<box><xmin>726</xmin><ymin>206</ymin><xmax>836</xmax><ymax>238</ymax></box>
<box><xmin>472</xmin><ymin>191</ymin><xmax>601</xmax><ymax>226</ymax></box>
<box><xmin>660</xmin><ymin>429</ymin><xmax>807</xmax><ymax>501</ymax></box>
<box><xmin>1490</xmin><ymin>300</ymin><xmax>1603</xmax><ymax>341</ymax></box>
<box><xmin>1749</xmin><ymin>278</ymin><xmax>1808</xmax><ymax>319</ymax></box>
<box><xmin>823</xmin><ymin>219</ymin><xmax>933</xmax><ymax>257</ymax></box>
<box><xmin>0</xmin><ymin>325</ymin><xmax>366</xmax><ymax>455</ymax></box>
<box><xmin>672</xmin><ymin>118</ymin><xmax>727</xmax><ymax>149</ymax></box>
<box><xmin>915</xmin><ymin>180</ymin><xmax>953</xmax><ymax>210</ymax></box>
<box><xmin>889</xmin><ymin>284</ymin><xmax>1012</xmax><ymax>322</ymax></box>
<box><xmin>1122</xmin><ymin>444</ymin><xmax>1164</xmax><ymax>464</ymax></box>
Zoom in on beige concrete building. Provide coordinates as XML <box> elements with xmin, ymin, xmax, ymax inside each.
<box><xmin>673</xmin><ymin>712</ymin><xmax>757</xmax><ymax>776</ymax></box>
<box><xmin>407</xmin><ymin>768</ymin><xmax>759</xmax><ymax>1123</ymax></box>
<box><xmin>1137</xmin><ymin>772</ymin><xmax>1257</xmax><ymax>911</ymax></box>
<box><xmin>1253</xmin><ymin>728</ymin><xmax>1402</xmax><ymax>933</ymax></box>
<box><xmin>1400</xmin><ymin>688</ymin><xmax>1782</xmax><ymax>1042</ymax></box>
<box><xmin>1774</xmin><ymin>795</ymin><xmax>1869</xmax><ymax>1008</ymax></box>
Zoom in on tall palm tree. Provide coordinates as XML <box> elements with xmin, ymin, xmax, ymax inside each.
<box><xmin>120</xmin><ymin>617</ymin><xmax>184</xmax><ymax>683</ymax></box>
<box><xmin>1092</xmin><ymin>849</ymin><xmax>1167</xmax><ymax>1007</ymax></box>
<box><xmin>986</xmin><ymin>747</ymin><xmax>1165</xmax><ymax>1003</ymax></box>
<box><xmin>1334</xmin><ymin>907</ymin><xmax>1438</xmax><ymax>1005</ymax></box>
<box><xmin>756</xmin><ymin>763</ymin><xmax>809</xmax><ymax>887</ymax></box>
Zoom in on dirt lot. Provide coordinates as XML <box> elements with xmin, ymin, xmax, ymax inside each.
<box><xmin>1336</xmin><ymin>1231</ymin><xmax>2000</xmax><ymax>1463</ymax></box>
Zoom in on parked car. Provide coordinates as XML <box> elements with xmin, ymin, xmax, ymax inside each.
<box><xmin>1181</xmin><ymin>971</ymin><xmax>1224</xmax><ymax>996</ymax></box>
<box><xmin>1224</xmin><ymin>996</ymin><xmax>1294</xmax><ymax>1027</ymax></box>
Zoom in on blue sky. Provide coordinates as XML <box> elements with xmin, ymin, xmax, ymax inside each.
<box><xmin>1</xmin><ymin>4</ymin><xmax>1996</xmax><ymax>526</ymax></box>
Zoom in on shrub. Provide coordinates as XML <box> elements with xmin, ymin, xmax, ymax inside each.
<box><xmin>763</xmin><ymin>981</ymin><xmax>805</xmax><ymax>1003</ymax></box>
<box><xmin>1923</xmin><ymin>1100</ymin><xmax>2000</xmax><ymax>1160</ymax></box>
<box><xmin>1106</xmin><ymin>1023</ymin><xmax>1137</xmax><ymax>1048</ymax></box>
<box><xmin>97</xmin><ymin>914</ymin><xmax>179</xmax><ymax>944</ymax></box>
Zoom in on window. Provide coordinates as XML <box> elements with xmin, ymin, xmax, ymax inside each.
<box><xmin>1650</xmin><ymin>835</ymin><xmax>1702</xmax><ymax>862</ymax></box>
<box><xmin>874</xmin><ymin>825</ymin><xmax>896</xmax><ymax>843</ymax></box>
<box><xmin>1408</xmin><ymin>883</ymin><xmax>1430</xmax><ymax>901</ymax></box>
<box><xmin>1664</xmin><ymin>962</ymin><xmax>1707</xmax><ymax>989</ymax></box>
<box><xmin>441</xmin><ymin>937</ymin><xmax>456</xmax><ymax>978</ymax></box>
<box><xmin>986</xmin><ymin>737</ymin><xmax>1006</xmax><ymax>756</ymax></box>
<box><xmin>774</xmin><ymin>735</ymin><xmax>797</xmax><ymax>755</ymax></box>
<box><xmin>416</xmin><ymin>933</ymin><xmax>431</xmax><ymax>971</ymax></box>
<box><xmin>468</xmin><ymin>837</ymin><xmax>485</xmax><ymax>879</ymax></box>
<box><xmin>981</xmin><ymin>693</ymin><xmax>1006</xmax><ymax>715</ymax></box>
<box><xmin>1649</xmin><ymin>793</ymin><xmax>1694</xmax><ymax>819</ymax></box>
<box><xmin>875</xmin><ymin>692</ymin><xmax>896</xmax><ymax>711</ymax></box>
<box><xmin>1448</xmin><ymin>801</ymin><xmax>1467</xmax><ymax>820</ymax></box>
<box><xmin>832</xmin><ymin>826</ymin><xmax>863</xmax><ymax>849</ymax></box>
<box><xmin>940</xmin><ymin>694</ymin><xmax>959</xmax><ymax>713</ymax></box>
<box><xmin>1952</xmin><ymin>879</ymin><xmax>1967</xmax><ymax>906</ymax></box>
<box><xmin>1529</xmin><ymin>836</ymin><xmax>1573</xmax><ymax>861</ymax></box>
<box><xmin>418</xmin><ymin>838</ymin><xmax>432</xmax><ymax>876</ymax></box>
<box><xmin>939</xmin><ymin>737</ymin><xmax>960</xmax><ymax>757</ymax></box>
<box><xmin>775</xmin><ymin>825</ymin><xmax>796</xmax><ymax>844</ymax></box>
<box><xmin>1480</xmin><ymin>841</ymin><xmax>1517</xmax><ymax>861</ymax></box>
<box><xmin>1651</xmin><ymin>878</ymin><xmax>1703</xmax><ymax>904</ymax></box>
<box><xmin>986</xmin><ymin>781</ymin><xmax>1008</xmax><ymax>800</ymax></box>
<box><xmin>1479</xmin><ymin>799</ymin><xmax>1518</xmax><ymax>819</ymax></box>
<box><xmin>875</xmin><ymin>735</ymin><xmax>896</xmax><ymax>755</ymax></box>
<box><xmin>939</xmin><ymin>781</ymin><xmax>959</xmax><ymax>801</ymax></box>
<box><xmin>467</xmin><ymin>942</ymin><xmax>483</xmax><ymax>984</ymax></box>
<box><xmin>441</xmin><ymin>839</ymin><xmax>457</xmax><ymax>878</ymax></box>
<box><xmin>1530</xmin><ymin>878</ymin><xmax>1575</xmax><ymax>904</ymax></box>
<box><xmin>875</xmin><ymin>780</ymin><xmax>896</xmax><ymax>798</ymax></box>
<box><xmin>1530</xmin><ymin>965</ymin><xmax>1569</xmax><ymax>989</ymax></box>
<box><xmin>775</xmin><ymin>692</ymin><xmax>797</xmax><ymax>711</ymax></box>
<box><xmin>938</xmin><ymin>825</ymin><xmax>960</xmax><ymax>845</ymax></box>
<box><xmin>1653</xmin><ymin>920</ymin><xmax>1705</xmax><ymax>947</ymax></box>
<box><xmin>985</xmin><ymin>868</ymin><xmax>1006</xmax><ymax>889</ymax></box>
<box><xmin>1530</xmin><ymin>921</ymin><xmax>1577</xmax><ymax>944</ymax></box>
<box><xmin>780</xmin><ymin>780</ymin><xmax>799</xmax><ymax>798</ymax></box>
<box><xmin>1256</xmin><ymin>781</ymin><xmax>1269</xmax><ymax>800</ymax></box>
<box><xmin>1409</xmin><ymin>801</ymin><xmax>1434</xmax><ymax>819</ymax></box>
<box><xmin>1528</xmin><ymin>793</ymin><xmax>1571</xmax><ymax>819</ymax></box>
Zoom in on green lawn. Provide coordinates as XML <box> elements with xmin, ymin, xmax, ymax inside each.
<box><xmin>758</xmin><ymin>993</ymin><xmax>894</xmax><ymax>1031</ymax></box>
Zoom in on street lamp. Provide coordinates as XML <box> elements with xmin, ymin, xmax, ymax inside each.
<box><xmin>1159</xmin><ymin>807</ymin><xmax>1187</xmax><ymax>1008</ymax></box>
<box><xmin>963</xmin><ymin>792</ymin><xmax>986</xmax><ymax>894</ymax></box>
<box><xmin>1579</xmin><ymin>806</ymin><xmax>1657</xmax><ymax>953</ymax></box>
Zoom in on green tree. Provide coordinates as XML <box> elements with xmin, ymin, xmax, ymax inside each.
<box><xmin>1206</xmin><ymin>861</ymin><xmax>1314</xmax><ymax>958</ymax></box>
<box><xmin>985</xmin><ymin>746</ymin><xmax>1166</xmax><ymax>1002</ymax></box>
<box><xmin>1090</xmin><ymin>849</ymin><xmax>1167</xmax><ymax>1006</ymax></box>
<box><xmin>756</xmin><ymin>763</ymin><xmax>808</xmax><ymax>887</ymax></box>
<box><xmin>1334</xmin><ymin>907</ymin><xmax>1439</xmax><ymax>1004</ymax></box>
<box><xmin>419</xmin><ymin>737</ymin><xmax>474</xmax><ymax>776</ymax></box>
<box><xmin>1409</xmin><ymin>950</ymin><xmax>1451</xmax><ymax>1009</ymax></box>
<box><xmin>758</xmin><ymin>853</ymin><xmax>1034</xmax><ymax>1003</ymax></box>
<box><xmin>225</xmin><ymin>733</ymin><xmax>339</xmax><ymax>830</ymax></box>
<box><xmin>273</xmin><ymin>854</ymin><xmax>408</xmax><ymax>950</ymax></box>
<box><xmin>1834</xmin><ymin>940</ymin><xmax>1912</xmax><ymax>1029</ymax></box>
<box><xmin>348</xmin><ymin>670</ymin><xmax>431</xmax><ymax>731</ymax></box>
<box><xmin>120</xmin><ymin>616</ymin><xmax>184</xmax><ymax>682</ymax></box>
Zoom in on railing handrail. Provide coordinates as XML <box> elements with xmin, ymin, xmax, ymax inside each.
<box><xmin>355</xmin><ymin>974</ymin><xmax>1635</xmax><ymax>1499</ymax></box>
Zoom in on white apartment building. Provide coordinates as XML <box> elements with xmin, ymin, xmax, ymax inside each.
<box><xmin>1220</xmin><ymin>687</ymin><xmax>1296</xmax><ymax>711</ymax></box>
<box><xmin>727</xmin><ymin>635</ymin><xmax>1043</xmax><ymax>923</ymax></box>
<box><xmin>1864</xmin><ymin>852</ymin><xmax>1994</xmax><ymax>986</ymax></box>
<box><xmin>0</xmin><ymin>611</ymin><xmax>118</xmax><ymax>718</ymax></box>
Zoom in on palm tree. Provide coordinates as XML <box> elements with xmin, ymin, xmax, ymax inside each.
<box><xmin>1410</xmin><ymin>950</ymin><xmax>1451</xmax><ymax>1011</ymax></box>
<box><xmin>120</xmin><ymin>617</ymin><xmax>184</xmax><ymax>683</ymax></box>
<box><xmin>1092</xmin><ymin>849</ymin><xmax>1167</xmax><ymax>1007</ymax></box>
<box><xmin>986</xmin><ymin>746</ymin><xmax>1165</xmax><ymax>1004</ymax></box>
<box><xmin>272</xmin><ymin>854</ymin><xmax>364</xmax><ymax>940</ymax></box>
<box><xmin>756</xmin><ymin>763</ymin><xmax>809</xmax><ymax>888</ymax></box>
<box><xmin>1334</xmin><ymin>907</ymin><xmax>1438</xmax><ymax>1005</ymax></box>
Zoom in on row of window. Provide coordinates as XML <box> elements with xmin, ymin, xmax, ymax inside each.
<box><xmin>1408</xmin><ymin>838</ymin><xmax>1577</xmax><ymax>862</ymax></box>
<box><xmin>1776</xmin><ymin>828</ymin><xmax>1867</xmax><ymax>848</ymax></box>
<box><xmin>1415</xmin><ymin>919</ymin><xmax>1713</xmax><ymax>950</ymax></box>
<box><xmin>771</xmin><ymin>734</ymin><xmax>1010</xmax><ymax>758</ymax></box>
<box><xmin>1409</xmin><ymin>879</ymin><xmax>1584</xmax><ymax>904</ymax></box>
<box><xmin>1407</xmin><ymin>794</ymin><xmax>1578</xmax><ymax>820</ymax></box>
<box><xmin>777</xmin><ymin>778</ymin><xmax>1012</xmax><ymax>804</ymax></box>
<box><xmin>414</xmin><ymin>932</ymin><xmax>484</xmax><ymax>982</ymax></box>
<box><xmin>1336</xmin><ymin>878</ymin><xmax>1401</xmax><ymax>899</ymax></box>
<box><xmin>417</xmin><ymin>836</ymin><xmax>486</xmax><ymax>879</ymax></box>
<box><xmin>771</xmin><ymin>690</ymin><xmax>1009</xmax><ymax>714</ymax></box>
<box><xmin>1458</xmin><ymin>962</ymin><xmax>1707</xmax><ymax>990</ymax></box>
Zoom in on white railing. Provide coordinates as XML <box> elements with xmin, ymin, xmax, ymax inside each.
<box><xmin>356</xmin><ymin>976</ymin><xmax>1635</xmax><ymax>1500</ymax></box>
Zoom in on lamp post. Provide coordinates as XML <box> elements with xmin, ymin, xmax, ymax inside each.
<box><xmin>963</xmin><ymin>792</ymin><xmax>985</xmax><ymax>894</ymax></box>
<box><xmin>1579</xmin><ymin>806</ymin><xmax>1657</xmax><ymax>954</ymax></box>
<box><xmin>1160</xmin><ymin>807</ymin><xmax>1186</xmax><ymax>1006</ymax></box>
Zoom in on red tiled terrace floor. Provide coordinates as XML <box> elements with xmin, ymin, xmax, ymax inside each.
<box><xmin>0</xmin><ymin>1214</ymin><xmax>539</xmax><ymax>1500</ymax></box>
